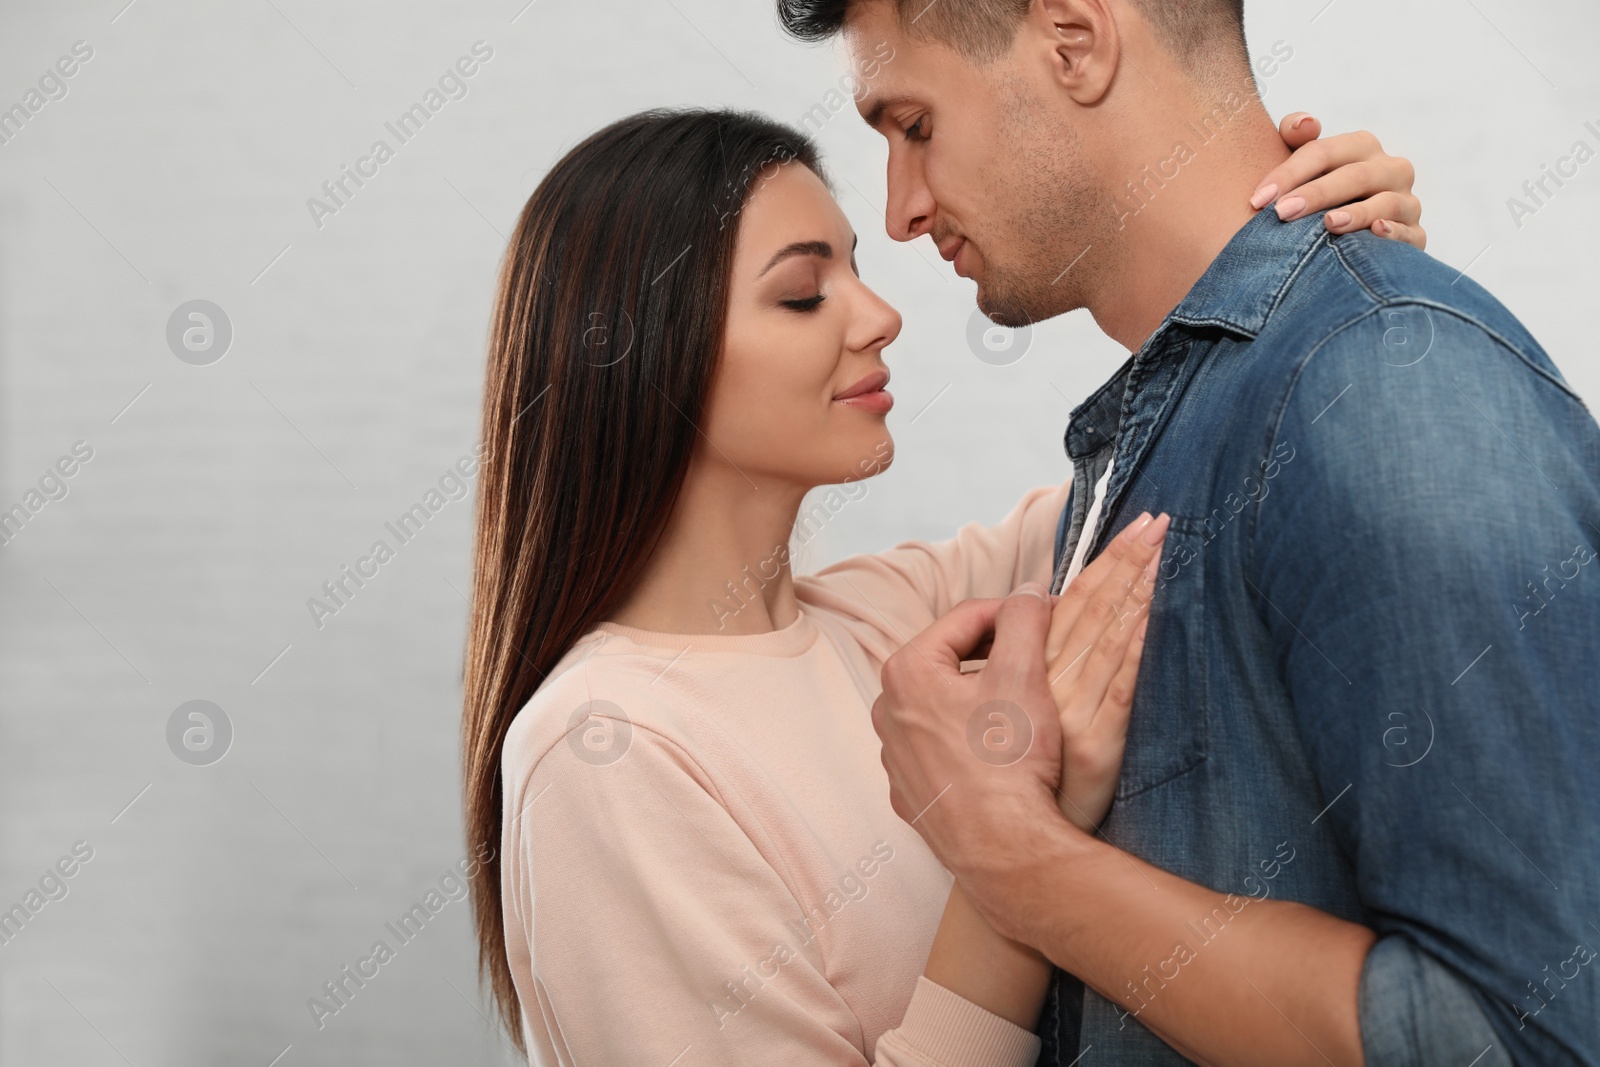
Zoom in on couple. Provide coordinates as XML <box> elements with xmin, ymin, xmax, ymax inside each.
<box><xmin>461</xmin><ymin>0</ymin><xmax>1600</xmax><ymax>1064</ymax></box>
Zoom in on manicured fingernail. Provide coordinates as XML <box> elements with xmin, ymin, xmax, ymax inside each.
<box><xmin>1122</xmin><ymin>512</ymin><xmax>1154</xmax><ymax>541</ymax></box>
<box><xmin>1374</xmin><ymin>219</ymin><xmax>1393</xmax><ymax>237</ymax></box>
<box><xmin>1140</xmin><ymin>512</ymin><xmax>1171</xmax><ymax>546</ymax></box>
<box><xmin>1276</xmin><ymin>196</ymin><xmax>1307</xmax><ymax>221</ymax></box>
<box><xmin>1015</xmin><ymin>580</ymin><xmax>1047</xmax><ymax>599</ymax></box>
<box><xmin>1326</xmin><ymin>210</ymin><xmax>1351</xmax><ymax>229</ymax></box>
<box><xmin>1292</xmin><ymin>113</ymin><xmax>1315</xmax><ymax>130</ymax></box>
<box><xmin>1249</xmin><ymin>183</ymin><xmax>1278</xmax><ymax>210</ymax></box>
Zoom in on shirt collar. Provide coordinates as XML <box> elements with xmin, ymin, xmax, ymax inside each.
<box><xmin>1161</xmin><ymin>206</ymin><xmax>1331</xmax><ymax>341</ymax></box>
<box><xmin>1062</xmin><ymin>208</ymin><xmax>1329</xmax><ymax>462</ymax></box>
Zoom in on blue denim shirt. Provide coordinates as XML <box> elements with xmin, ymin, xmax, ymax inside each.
<box><xmin>1037</xmin><ymin>207</ymin><xmax>1600</xmax><ymax>1066</ymax></box>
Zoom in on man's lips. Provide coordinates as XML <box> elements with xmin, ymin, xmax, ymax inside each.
<box><xmin>939</xmin><ymin>237</ymin><xmax>973</xmax><ymax>279</ymax></box>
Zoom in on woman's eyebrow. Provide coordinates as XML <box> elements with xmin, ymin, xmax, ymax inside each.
<box><xmin>758</xmin><ymin>234</ymin><xmax>860</xmax><ymax>279</ymax></box>
<box><xmin>758</xmin><ymin>240</ymin><xmax>832</xmax><ymax>278</ymax></box>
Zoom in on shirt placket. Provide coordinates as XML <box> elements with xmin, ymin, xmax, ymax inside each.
<box><xmin>1052</xmin><ymin>329</ymin><xmax>1195</xmax><ymax>593</ymax></box>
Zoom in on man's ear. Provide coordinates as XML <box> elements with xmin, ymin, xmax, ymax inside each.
<box><xmin>1035</xmin><ymin>0</ymin><xmax>1118</xmax><ymax>106</ymax></box>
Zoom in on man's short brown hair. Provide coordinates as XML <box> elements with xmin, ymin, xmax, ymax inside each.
<box><xmin>777</xmin><ymin>0</ymin><xmax>1249</xmax><ymax>73</ymax></box>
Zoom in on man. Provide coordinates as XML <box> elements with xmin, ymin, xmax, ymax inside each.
<box><xmin>778</xmin><ymin>0</ymin><xmax>1600</xmax><ymax>1064</ymax></box>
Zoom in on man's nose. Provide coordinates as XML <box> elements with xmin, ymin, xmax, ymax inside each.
<box><xmin>885</xmin><ymin>154</ymin><xmax>934</xmax><ymax>243</ymax></box>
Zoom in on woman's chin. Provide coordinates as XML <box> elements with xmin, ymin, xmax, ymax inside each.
<box><xmin>837</xmin><ymin>435</ymin><xmax>894</xmax><ymax>484</ymax></box>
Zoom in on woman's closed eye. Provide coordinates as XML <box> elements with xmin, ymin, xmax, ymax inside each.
<box><xmin>781</xmin><ymin>294</ymin><xmax>826</xmax><ymax>312</ymax></box>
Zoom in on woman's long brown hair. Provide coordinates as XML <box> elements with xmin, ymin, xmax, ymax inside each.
<box><xmin>462</xmin><ymin>108</ymin><xmax>822</xmax><ymax>1049</ymax></box>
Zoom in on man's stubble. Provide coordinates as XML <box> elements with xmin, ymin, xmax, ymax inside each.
<box><xmin>974</xmin><ymin>75</ymin><xmax>1121</xmax><ymax>330</ymax></box>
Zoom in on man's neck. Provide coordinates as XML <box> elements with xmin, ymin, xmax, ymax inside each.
<box><xmin>1087</xmin><ymin>95</ymin><xmax>1291</xmax><ymax>352</ymax></box>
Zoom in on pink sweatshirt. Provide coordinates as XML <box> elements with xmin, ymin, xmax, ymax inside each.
<box><xmin>499</xmin><ymin>478</ymin><xmax>1071</xmax><ymax>1065</ymax></box>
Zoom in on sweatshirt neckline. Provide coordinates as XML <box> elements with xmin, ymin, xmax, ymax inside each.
<box><xmin>593</xmin><ymin>608</ymin><xmax>819</xmax><ymax>658</ymax></box>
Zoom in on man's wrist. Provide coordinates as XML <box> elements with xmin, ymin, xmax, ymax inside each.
<box><xmin>960</xmin><ymin>794</ymin><xmax>1098</xmax><ymax>947</ymax></box>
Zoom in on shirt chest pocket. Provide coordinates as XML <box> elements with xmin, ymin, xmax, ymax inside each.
<box><xmin>1115</xmin><ymin>515</ymin><xmax>1209</xmax><ymax>799</ymax></box>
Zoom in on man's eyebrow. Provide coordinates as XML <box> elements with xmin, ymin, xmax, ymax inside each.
<box><xmin>862</xmin><ymin>94</ymin><xmax>916</xmax><ymax>130</ymax></box>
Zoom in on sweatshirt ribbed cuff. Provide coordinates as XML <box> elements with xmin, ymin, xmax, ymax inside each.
<box><xmin>891</xmin><ymin>974</ymin><xmax>1042</xmax><ymax>1067</ymax></box>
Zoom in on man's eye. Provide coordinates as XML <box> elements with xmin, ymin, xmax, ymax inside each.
<box><xmin>904</xmin><ymin>116</ymin><xmax>928</xmax><ymax>141</ymax></box>
<box><xmin>781</xmin><ymin>294</ymin><xmax>825</xmax><ymax>312</ymax></box>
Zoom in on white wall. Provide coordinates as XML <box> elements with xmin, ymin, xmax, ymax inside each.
<box><xmin>0</xmin><ymin>0</ymin><xmax>1593</xmax><ymax>1063</ymax></box>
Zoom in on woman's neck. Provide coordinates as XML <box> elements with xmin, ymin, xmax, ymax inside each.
<box><xmin>603</xmin><ymin>459</ymin><xmax>810</xmax><ymax>636</ymax></box>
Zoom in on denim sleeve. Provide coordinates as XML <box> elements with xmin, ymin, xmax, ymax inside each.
<box><xmin>1251</xmin><ymin>304</ymin><xmax>1600</xmax><ymax>1066</ymax></box>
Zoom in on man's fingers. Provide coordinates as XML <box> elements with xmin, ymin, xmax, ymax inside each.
<box><xmin>983</xmin><ymin>582</ymin><xmax>1053</xmax><ymax>692</ymax></box>
<box><xmin>965</xmin><ymin>593</ymin><xmax>1054</xmax><ymax>664</ymax></box>
<box><xmin>905</xmin><ymin>596</ymin><xmax>1005</xmax><ymax>672</ymax></box>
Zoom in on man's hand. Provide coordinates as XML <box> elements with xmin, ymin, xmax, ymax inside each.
<box><xmin>872</xmin><ymin>514</ymin><xmax>1168</xmax><ymax>900</ymax></box>
<box><xmin>872</xmin><ymin>587</ymin><xmax>1062</xmax><ymax>899</ymax></box>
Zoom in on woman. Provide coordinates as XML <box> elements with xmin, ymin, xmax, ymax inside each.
<box><xmin>461</xmin><ymin>108</ymin><xmax>1424</xmax><ymax>1064</ymax></box>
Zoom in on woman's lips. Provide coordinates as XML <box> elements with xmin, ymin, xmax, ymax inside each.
<box><xmin>834</xmin><ymin>369</ymin><xmax>893</xmax><ymax>413</ymax></box>
<box><xmin>836</xmin><ymin>388</ymin><xmax>894</xmax><ymax>413</ymax></box>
